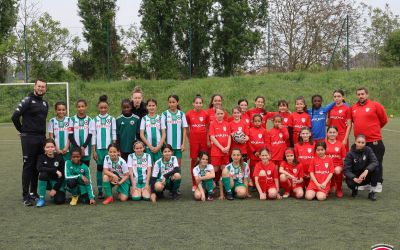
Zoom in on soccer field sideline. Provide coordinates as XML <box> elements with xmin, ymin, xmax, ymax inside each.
<box><xmin>0</xmin><ymin>121</ymin><xmax>399</xmax><ymax>249</ymax></box>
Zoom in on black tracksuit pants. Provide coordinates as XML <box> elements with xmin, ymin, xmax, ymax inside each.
<box><xmin>366</xmin><ymin>140</ymin><xmax>385</xmax><ymax>183</ymax></box>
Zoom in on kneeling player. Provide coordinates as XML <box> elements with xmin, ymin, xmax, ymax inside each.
<box><xmin>193</xmin><ymin>151</ymin><xmax>215</xmax><ymax>201</ymax></box>
<box><xmin>128</xmin><ymin>141</ymin><xmax>152</xmax><ymax>201</ymax></box>
<box><xmin>65</xmin><ymin>148</ymin><xmax>95</xmax><ymax>205</ymax></box>
<box><xmin>254</xmin><ymin>148</ymin><xmax>281</xmax><ymax>200</ymax></box>
<box><xmin>279</xmin><ymin>148</ymin><xmax>304</xmax><ymax>199</ymax></box>
<box><xmin>36</xmin><ymin>139</ymin><xmax>66</xmax><ymax>207</ymax></box>
<box><xmin>102</xmin><ymin>144</ymin><xmax>130</xmax><ymax>204</ymax></box>
<box><xmin>220</xmin><ymin>148</ymin><xmax>249</xmax><ymax>200</ymax></box>
<box><xmin>150</xmin><ymin>144</ymin><xmax>182</xmax><ymax>202</ymax></box>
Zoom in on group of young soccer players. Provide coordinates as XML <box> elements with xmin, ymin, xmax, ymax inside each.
<box><xmin>36</xmin><ymin>87</ymin><xmax>356</xmax><ymax>207</ymax></box>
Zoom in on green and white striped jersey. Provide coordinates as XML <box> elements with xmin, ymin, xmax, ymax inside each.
<box><xmin>69</xmin><ymin>115</ymin><xmax>95</xmax><ymax>156</ymax></box>
<box><xmin>127</xmin><ymin>153</ymin><xmax>152</xmax><ymax>184</ymax></box>
<box><xmin>48</xmin><ymin>116</ymin><xmax>71</xmax><ymax>151</ymax></box>
<box><xmin>140</xmin><ymin>114</ymin><xmax>162</xmax><ymax>147</ymax></box>
<box><xmin>225</xmin><ymin>162</ymin><xmax>250</xmax><ymax>184</ymax></box>
<box><xmin>93</xmin><ymin>114</ymin><xmax>116</xmax><ymax>149</ymax></box>
<box><xmin>152</xmin><ymin>156</ymin><xmax>179</xmax><ymax>179</ymax></box>
<box><xmin>161</xmin><ymin>110</ymin><xmax>188</xmax><ymax>149</ymax></box>
<box><xmin>103</xmin><ymin>155</ymin><xmax>128</xmax><ymax>179</ymax></box>
<box><xmin>193</xmin><ymin>164</ymin><xmax>214</xmax><ymax>177</ymax></box>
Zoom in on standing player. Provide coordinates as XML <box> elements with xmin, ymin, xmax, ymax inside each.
<box><xmin>328</xmin><ymin>89</ymin><xmax>351</xmax><ymax>151</ymax></box>
<box><xmin>279</xmin><ymin>148</ymin><xmax>304</xmax><ymax>199</ymax></box>
<box><xmin>267</xmin><ymin>114</ymin><xmax>289</xmax><ymax>166</ymax></box>
<box><xmin>307</xmin><ymin>95</ymin><xmax>335</xmax><ymax>142</ymax></box>
<box><xmin>48</xmin><ymin>101</ymin><xmax>71</xmax><ymax>160</ymax></box>
<box><xmin>116</xmin><ymin>99</ymin><xmax>140</xmax><ymax>161</ymax></box>
<box><xmin>325</xmin><ymin>126</ymin><xmax>346</xmax><ymax>198</ymax></box>
<box><xmin>234</xmin><ymin>98</ymin><xmax>251</xmax><ymax>125</ymax></box>
<box><xmin>127</xmin><ymin>141</ymin><xmax>152</xmax><ymax>201</ymax></box>
<box><xmin>140</xmin><ymin>99</ymin><xmax>166</xmax><ymax>164</ymax></box>
<box><xmin>294</xmin><ymin>127</ymin><xmax>315</xmax><ymax>187</ymax></box>
<box><xmin>186</xmin><ymin>94</ymin><xmax>209</xmax><ymax>191</ymax></box>
<box><xmin>207</xmin><ymin>94</ymin><xmax>228</xmax><ymax>123</ymax></box>
<box><xmin>92</xmin><ymin>95</ymin><xmax>116</xmax><ymax>199</ymax></box>
<box><xmin>305</xmin><ymin>142</ymin><xmax>334</xmax><ymax>201</ymax></box>
<box><xmin>209</xmin><ymin>107</ymin><xmax>231</xmax><ymax>185</ymax></box>
<box><xmin>264</xmin><ymin>100</ymin><xmax>293</xmax><ymax>143</ymax></box>
<box><xmin>247</xmin><ymin>96</ymin><xmax>267</xmax><ymax>126</ymax></box>
<box><xmin>229</xmin><ymin>106</ymin><xmax>249</xmax><ymax>161</ymax></box>
<box><xmin>69</xmin><ymin>99</ymin><xmax>95</xmax><ymax>167</ymax></box>
<box><xmin>253</xmin><ymin>148</ymin><xmax>281</xmax><ymax>200</ymax></box>
<box><xmin>102</xmin><ymin>144</ymin><xmax>130</xmax><ymax>204</ymax></box>
<box><xmin>193</xmin><ymin>151</ymin><xmax>215</xmax><ymax>201</ymax></box>
<box><xmin>292</xmin><ymin>96</ymin><xmax>311</xmax><ymax>145</ymax></box>
<box><xmin>161</xmin><ymin>95</ymin><xmax>188</xmax><ymax>166</ymax></box>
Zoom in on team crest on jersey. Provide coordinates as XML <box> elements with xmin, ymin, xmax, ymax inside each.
<box><xmin>335</xmin><ymin>147</ymin><xmax>339</xmax><ymax>152</ymax></box>
<box><xmin>307</xmin><ymin>148</ymin><xmax>312</xmax><ymax>153</ymax></box>
<box><xmin>176</xmin><ymin>115</ymin><xmax>182</xmax><ymax>121</ymax></box>
<box><xmin>246</xmin><ymin>119</ymin><xmax>249</xmax><ymax>123</ymax></box>
<box><xmin>223</xmin><ymin>126</ymin><xmax>226</xmax><ymax>132</ymax></box>
<box><xmin>293</xmin><ymin>169</ymin><xmax>297</xmax><ymax>174</ymax></box>
<box><xmin>84</xmin><ymin>120</ymin><xmax>88</xmax><ymax>125</ymax></box>
<box><xmin>32</xmin><ymin>100</ymin><xmax>36</xmax><ymax>104</ymax></box>
<box><xmin>106</xmin><ymin>119</ymin><xmax>111</xmax><ymax>124</ymax></box>
<box><xmin>324</xmin><ymin>163</ymin><xmax>329</xmax><ymax>168</ymax></box>
<box><xmin>284</xmin><ymin>118</ymin><xmax>288</xmax><ymax>123</ymax></box>
<box><xmin>279</xmin><ymin>133</ymin><xmax>283</xmax><ymax>138</ymax></box>
<box><xmin>64</xmin><ymin>122</ymin><xmax>69</xmax><ymax>127</ymax></box>
<box><xmin>258</xmin><ymin>133</ymin><xmax>262</xmax><ymax>139</ymax></box>
<box><xmin>339</xmin><ymin>109</ymin><xmax>343</xmax><ymax>113</ymax></box>
<box><xmin>130</xmin><ymin>120</ymin><xmax>135</xmax><ymax>125</ymax></box>
<box><xmin>43</xmin><ymin>101</ymin><xmax>46</xmax><ymax>107</ymax></box>
<box><xmin>267</xmin><ymin>170</ymin><xmax>271</xmax><ymax>175</ymax></box>
<box><xmin>366</xmin><ymin>108</ymin><xmax>370</xmax><ymax>112</ymax></box>
<box><xmin>199</xmin><ymin>117</ymin><xmax>203</xmax><ymax>122</ymax></box>
<box><xmin>319</xmin><ymin>111</ymin><xmax>323</xmax><ymax>115</ymax></box>
<box><xmin>80</xmin><ymin>169</ymin><xmax>85</xmax><ymax>173</ymax></box>
<box><xmin>363</xmin><ymin>155</ymin><xmax>366</xmax><ymax>161</ymax></box>
<box><xmin>238</xmin><ymin>127</ymin><xmax>242</xmax><ymax>131</ymax></box>
<box><xmin>301</xmin><ymin>118</ymin><xmax>306</xmax><ymax>123</ymax></box>
<box><xmin>54</xmin><ymin>161</ymin><xmax>59</xmax><ymax>167</ymax></box>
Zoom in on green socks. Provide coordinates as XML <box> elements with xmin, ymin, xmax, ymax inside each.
<box><xmin>205</xmin><ymin>179</ymin><xmax>214</xmax><ymax>195</ymax></box>
<box><xmin>222</xmin><ymin>177</ymin><xmax>232</xmax><ymax>194</ymax></box>
<box><xmin>96</xmin><ymin>170</ymin><xmax>103</xmax><ymax>192</ymax></box>
<box><xmin>172</xmin><ymin>179</ymin><xmax>181</xmax><ymax>193</ymax></box>
<box><xmin>103</xmin><ymin>181</ymin><xmax>112</xmax><ymax>197</ymax></box>
<box><xmin>38</xmin><ymin>180</ymin><xmax>48</xmax><ymax>199</ymax></box>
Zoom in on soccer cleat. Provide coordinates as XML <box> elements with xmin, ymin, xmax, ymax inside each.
<box><xmin>283</xmin><ymin>192</ymin><xmax>290</xmax><ymax>198</ymax></box>
<box><xmin>36</xmin><ymin>198</ymin><xmax>45</xmax><ymax>207</ymax></box>
<box><xmin>336</xmin><ymin>190</ymin><xmax>343</xmax><ymax>198</ymax></box>
<box><xmin>97</xmin><ymin>192</ymin><xmax>105</xmax><ymax>199</ymax></box>
<box><xmin>357</xmin><ymin>184</ymin><xmax>370</xmax><ymax>191</ymax></box>
<box><xmin>226</xmin><ymin>192</ymin><xmax>234</xmax><ymax>201</ymax></box>
<box><xmin>102</xmin><ymin>196</ymin><xmax>114</xmax><ymax>205</ymax></box>
<box><xmin>192</xmin><ymin>186</ymin><xmax>196</xmax><ymax>192</ymax></box>
<box><xmin>368</xmin><ymin>191</ymin><xmax>377</xmax><ymax>201</ymax></box>
<box><xmin>351</xmin><ymin>188</ymin><xmax>358</xmax><ymax>198</ymax></box>
<box><xmin>375</xmin><ymin>182</ymin><xmax>383</xmax><ymax>193</ymax></box>
<box><xmin>207</xmin><ymin>193</ymin><xmax>214</xmax><ymax>201</ymax></box>
<box><xmin>23</xmin><ymin>198</ymin><xmax>33</xmax><ymax>206</ymax></box>
<box><xmin>70</xmin><ymin>196</ymin><xmax>79</xmax><ymax>206</ymax></box>
<box><xmin>171</xmin><ymin>192</ymin><xmax>179</xmax><ymax>200</ymax></box>
<box><xmin>29</xmin><ymin>193</ymin><xmax>39</xmax><ymax>202</ymax></box>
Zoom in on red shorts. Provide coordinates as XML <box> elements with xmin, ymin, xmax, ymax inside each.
<box><xmin>281</xmin><ymin>179</ymin><xmax>303</xmax><ymax>190</ymax></box>
<box><xmin>306</xmin><ymin>182</ymin><xmax>330</xmax><ymax>195</ymax></box>
<box><xmin>211</xmin><ymin>155</ymin><xmax>229</xmax><ymax>167</ymax></box>
<box><xmin>189</xmin><ymin>141</ymin><xmax>208</xmax><ymax>159</ymax></box>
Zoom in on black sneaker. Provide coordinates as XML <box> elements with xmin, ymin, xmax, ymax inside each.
<box><xmin>351</xmin><ymin>188</ymin><xmax>358</xmax><ymax>198</ymax></box>
<box><xmin>368</xmin><ymin>191</ymin><xmax>377</xmax><ymax>201</ymax></box>
<box><xmin>172</xmin><ymin>192</ymin><xmax>179</xmax><ymax>200</ymax></box>
<box><xmin>226</xmin><ymin>192</ymin><xmax>234</xmax><ymax>201</ymax></box>
<box><xmin>23</xmin><ymin>198</ymin><xmax>33</xmax><ymax>206</ymax></box>
<box><xmin>207</xmin><ymin>193</ymin><xmax>214</xmax><ymax>201</ymax></box>
<box><xmin>98</xmin><ymin>192</ymin><xmax>105</xmax><ymax>199</ymax></box>
<box><xmin>29</xmin><ymin>193</ymin><xmax>39</xmax><ymax>202</ymax></box>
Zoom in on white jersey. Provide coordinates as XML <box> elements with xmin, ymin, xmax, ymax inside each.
<box><xmin>225</xmin><ymin>162</ymin><xmax>250</xmax><ymax>184</ymax></box>
<box><xmin>140</xmin><ymin>114</ymin><xmax>162</xmax><ymax>147</ymax></box>
<box><xmin>48</xmin><ymin>116</ymin><xmax>71</xmax><ymax>151</ymax></box>
<box><xmin>152</xmin><ymin>156</ymin><xmax>179</xmax><ymax>179</ymax></box>
<box><xmin>193</xmin><ymin>164</ymin><xmax>214</xmax><ymax>177</ymax></box>
<box><xmin>161</xmin><ymin>110</ymin><xmax>188</xmax><ymax>149</ymax></box>
<box><xmin>127</xmin><ymin>153</ymin><xmax>152</xmax><ymax>184</ymax></box>
<box><xmin>103</xmin><ymin>155</ymin><xmax>128</xmax><ymax>179</ymax></box>
<box><xmin>69</xmin><ymin>115</ymin><xmax>95</xmax><ymax>156</ymax></box>
<box><xmin>93</xmin><ymin>114</ymin><xmax>116</xmax><ymax>149</ymax></box>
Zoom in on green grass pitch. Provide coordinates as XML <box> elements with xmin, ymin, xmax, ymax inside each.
<box><xmin>0</xmin><ymin>121</ymin><xmax>398</xmax><ymax>249</ymax></box>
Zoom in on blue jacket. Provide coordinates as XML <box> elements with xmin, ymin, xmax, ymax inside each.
<box><xmin>307</xmin><ymin>102</ymin><xmax>335</xmax><ymax>140</ymax></box>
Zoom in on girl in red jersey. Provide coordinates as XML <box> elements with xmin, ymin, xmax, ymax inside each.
<box><xmin>305</xmin><ymin>141</ymin><xmax>334</xmax><ymax>201</ymax></box>
<box><xmin>208</xmin><ymin>94</ymin><xmax>228</xmax><ymax>123</ymax></box>
<box><xmin>264</xmin><ymin>100</ymin><xmax>293</xmax><ymax>139</ymax></box>
<box><xmin>328</xmin><ymin>89</ymin><xmax>351</xmax><ymax>151</ymax></box>
<box><xmin>229</xmin><ymin>106</ymin><xmax>249</xmax><ymax>161</ymax></box>
<box><xmin>186</xmin><ymin>94</ymin><xmax>210</xmax><ymax>191</ymax></box>
<box><xmin>279</xmin><ymin>148</ymin><xmax>304</xmax><ymax>198</ymax></box>
<box><xmin>325</xmin><ymin>126</ymin><xmax>347</xmax><ymax>198</ymax></box>
<box><xmin>294</xmin><ymin>126</ymin><xmax>314</xmax><ymax>187</ymax></box>
<box><xmin>209</xmin><ymin>107</ymin><xmax>231</xmax><ymax>184</ymax></box>
<box><xmin>247</xmin><ymin>96</ymin><xmax>267</xmax><ymax>126</ymax></box>
<box><xmin>268</xmin><ymin>114</ymin><xmax>289</xmax><ymax>166</ymax></box>
<box><xmin>247</xmin><ymin>114</ymin><xmax>270</xmax><ymax>187</ymax></box>
<box><xmin>238</xmin><ymin>98</ymin><xmax>251</xmax><ymax>125</ymax></box>
<box><xmin>254</xmin><ymin>148</ymin><xmax>281</xmax><ymax>200</ymax></box>
<box><xmin>292</xmin><ymin>96</ymin><xmax>311</xmax><ymax>145</ymax></box>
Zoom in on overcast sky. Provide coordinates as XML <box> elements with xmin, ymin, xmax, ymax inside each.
<box><xmin>26</xmin><ymin>0</ymin><xmax>400</xmax><ymax>65</ymax></box>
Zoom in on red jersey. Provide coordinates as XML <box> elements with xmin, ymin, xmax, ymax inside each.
<box><xmin>294</xmin><ymin>142</ymin><xmax>315</xmax><ymax>175</ymax></box>
<box><xmin>291</xmin><ymin>112</ymin><xmax>311</xmax><ymax>144</ymax></box>
<box><xmin>247</xmin><ymin>127</ymin><xmax>270</xmax><ymax>161</ymax></box>
<box><xmin>207</xmin><ymin>108</ymin><xmax>228</xmax><ymax>124</ymax></box>
<box><xmin>351</xmin><ymin>100</ymin><xmax>388</xmax><ymax>142</ymax></box>
<box><xmin>280</xmin><ymin>161</ymin><xmax>304</xmax><ymax>179</ymax></box>
<box><xmin>247</xmin><ymin>108</ymin><xmax>266</xmax><ymax>121</ymax></box>
<box><xmin>268</xmin><ymin>127</ymin><xmax>289</xmax><ymax>161</ymax></box>
<box><xmin>209</xmin><ymin>120</ymin><xmax>230</xmax><ymax>156</ymax></box>
<box><xmin>309</xmin><ymin>156</ymin><xmax>334</xmax><ymax>184</ymax></box>
<box><xmin>253</xmin><ymin>161</ymin><xmax>278</xmax><ymax>185</ymax></box>
<box><xmin>186</xmin><ymin>109</ymin><xmax>209</xmax><ymax>141</ymax></box>
<box><xmin>328</xmin><ymin>104</ymin><xmax>351</xmax><ymax>142</ymax></box>
<box><xmin>229</xmin><ymin>119</ymin><xmax>249</xmax><ymax>154</ymax></box>
<box><xmin>325</xmin><ymin>140</ymin><xmax>346</xmax><ymax>167</ymax></box>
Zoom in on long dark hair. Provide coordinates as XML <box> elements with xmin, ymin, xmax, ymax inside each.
<box><xmin>311</xmin><ymin>94</ymin><xmax>323</xmax><ymax>119</ymax></box>
<box><xmin>195</xmin><ymin>151</ymin><xmax>210</xmax><ymax>168</ymax></box>
<box><xmin>295</xmin><ymin>96</ymin><xmax>307</xmax><ymax>113</ymax></box>
<box><xmin>209</xmin><ymin>94</ymin><xmax>223</xmax><ymax>108</ymax></box>
<box><xmin>231</xmin><ymin>148</ymin><xmax>245</xmax><ymax>174</ymax></box>
<box><xmin>168</xmin><ymin>94</ymin><xmax>181</xmax><ymax>110</ymax></box>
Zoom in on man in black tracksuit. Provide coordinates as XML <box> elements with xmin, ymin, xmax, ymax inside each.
<box><xmin>11</xmin><ymin>79</ymin><xmax>49</xmax><ymax>206</ymax></box>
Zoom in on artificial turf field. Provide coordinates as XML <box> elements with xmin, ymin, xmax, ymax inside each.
<box><xmin>0</xmin><ymin>121</ymin><xmax>398</xmax><ymax>249</ymax></box>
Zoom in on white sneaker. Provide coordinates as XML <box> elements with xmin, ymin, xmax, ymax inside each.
<box><xmin>357</xmin><ymin>184</ymin><xmax>370</xmax><ymax>191</ymax></box>
<box><xmin>375</xmin><ymin>182</ymin><xmax>382</xmax><ymax>193</ymax></box>
<box><xmin>192</xmin><ymin>186</ymin><xmax>196</xmax><ymax>192</ymax></box>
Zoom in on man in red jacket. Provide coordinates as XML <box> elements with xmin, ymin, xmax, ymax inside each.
<box><xmin>351</xmin><ymin>87</ymin><xmax>387</xmax><ymax>192</ymax></box>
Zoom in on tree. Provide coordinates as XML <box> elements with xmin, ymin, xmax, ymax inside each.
<box><xmin>380</xmin><ymin>29</ymin><xmax>400</xmax><ymax>66</ymax></box>
<box><xmin>0</xmin><ymin>0</ymin><xmax>18</xmax><ymax>82</ymax></box>
<box><xmin>211</xmin><ymin>0</ymin><xmax>268</xmax><ymax>76</ymax></box>
<box><xmin>78</xmin><ymin>0</ymin><xmax>123</xmax><ymax>80</ymax></box>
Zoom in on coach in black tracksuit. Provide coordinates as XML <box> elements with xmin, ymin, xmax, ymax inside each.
<box><xmin>11</xmin><ymin>79</ymin><xmax>48</xmax><ymax>206</ymax></box>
